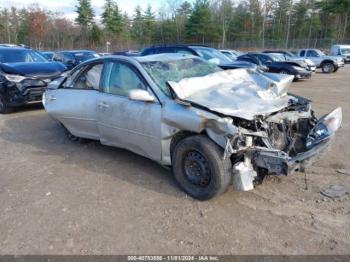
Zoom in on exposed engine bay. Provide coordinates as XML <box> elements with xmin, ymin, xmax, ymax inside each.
<box><xmin>168</xmin><ymin>69</ymin><xmax>342</xmax><ymax>191</ymax></box>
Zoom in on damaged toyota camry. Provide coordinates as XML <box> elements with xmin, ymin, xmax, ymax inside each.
<box><xmin>43</xmin><ymin>54</ymin><xmax>342</xmax><ymax>200</ymax></box>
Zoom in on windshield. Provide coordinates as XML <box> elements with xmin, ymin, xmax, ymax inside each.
<box><xmin>142</xmin><ymin>57</ymin><xmax>222</xmax><ymax>95</ymax></box>
<box><xmin>341</xmin><ymin>48</ymin><xmax>350</xmax><ymax>54</ymax></box>
<box><xmin>73</xmin><ymin>52</ymin><xmax>99</xmax><ymax>63</ymax></box>
<box><xmin>191</xmin><ymin>47</ymin><xmax>232</xmax><ymax>65</ymax></box>
<box><xmin>269</xmin><ymin>53</ymin><xmax>286</xmax><ymax>61</ymax></box>
<box><xmin>0</xmin><ymin>49</ymin><xmax>48</xmax><ymax>63</ymax></box>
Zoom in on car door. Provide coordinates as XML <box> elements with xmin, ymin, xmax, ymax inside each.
<box><xmin>44</xmin><ymin>62</ymin><xmax>103</xmax><ymax>139</ymax></box>
<box><xmin>306</xmin><ymin>50</ymin><xmax>322</xmax><ymax>66</ymax></box>
<box><xmin>97</xmin><ymin>60</ymin><xmax>162</xmax><ymax>161</ymax></box>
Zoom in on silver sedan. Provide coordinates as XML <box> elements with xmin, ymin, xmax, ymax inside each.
<box><xmin>44</xmin><ymin>54</ymin><xmax>342</xmax><ymax>200</ymax></box>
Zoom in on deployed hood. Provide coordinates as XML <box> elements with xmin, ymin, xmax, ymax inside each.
<box><xmin>168</xmin><ymin>69</ymin><xmax>295</xmax><ymax>120</ymax></box>
<box><xmin>0</xmin><ymin>62</ymin><xmax>67</xmax><ymax>78</ymax></box>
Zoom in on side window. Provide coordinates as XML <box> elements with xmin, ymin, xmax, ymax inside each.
<box><xmin>102</xmin><ymin>62</ymin><xmax>146</xmax><ymax>96</ymax></box>
<box><xmin>300</xmin><ymin>50</ymin><xmax>305</xmax><ymax>56</ymax></box>
<box><xmin>259</xmin><ymin>55</ymin><xmax>272</xmax><ymax>64</ymax></box>
<box><xmin>176</xmin><ymin>48</ymin><xmax>193</xmax><ymax>55</ymax></box>
<box><xmin>306</xmin><ymin>50</ymin><xmax>318</xmax><ymax>57</ymax></box>
<box><xmin>53</xmin><ymin>53</ymin><xmax>63</xmax><ymax>62</ymax></box>
<box><xmin>71</xmin><ymin>63</ymin><xmax>103</xmax><ymax>90</ymax></box>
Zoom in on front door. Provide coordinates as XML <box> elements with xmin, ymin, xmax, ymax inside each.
<box><xmin>44</xmin><ymin>63</ymin><xmax>103</xmax><ymax>139</ymax></box>
<box><xmin>97</xmin><ymin>60</ymin><xmax>162</xmax><ymax>161</ymax></box>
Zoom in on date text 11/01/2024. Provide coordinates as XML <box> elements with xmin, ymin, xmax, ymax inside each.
<box><xmin>127</xmin><ymin>256</ymin><xmax>219</xmax><ymax>261</ymax></box>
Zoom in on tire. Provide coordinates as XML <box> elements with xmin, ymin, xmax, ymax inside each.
<box><xmin>0</xmin><ymin>93</ymin><xmax>11</xmax><ymax>114</ymax></box>
<box><xmin>61</xmin><ymin>124</ymin><xmax>87</xmax><ymax>143</ymax></box>
<box><xmin>321</xmin><ymin>62</ymin><xmax>335</xmax><ymax>73</ymax></box>
<box><xmin>172</xmin><ymin>135</ymin><xmax>232</xmax><ymax>200</ymax></box>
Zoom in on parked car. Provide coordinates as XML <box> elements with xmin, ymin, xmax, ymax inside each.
<box><xmin>141</xmin><ymin>45</ymin><xmax>260</xmax><ymax>71</ymax></box>
<box><xmin>237</xmin><ymin>52</ymin><xmax>312</xmax><ymax>80</ymax></box>
<box><xmin>43</xmin><ymin>54</ymin><xmax>342</xmax><ymax>200</ymax></box>
<box><xmin>52</xmin><ymin>50</ymin><xmax>99</xmax><ymax>70</ymax></box>
<box><xmin>41</xmin><ymin>51</ymin><xmax>55</xmax><ymax>61</ymax></box>
<box><xmin>220</xmin><ymin>49</ymin><xmax>244</xmax><ymax>61</ymax></box>
<box><xmin>330</xmin><ymin>44</ymin><xmax>350</xmax><ymax>63</ymax></box>
<box><xmin>112</xmin><ymin>50</ymin><xmax>140</xmax><ymax>57</ymax></box>
<box><xmin>297</xmin><ymin>49</ymin><xmax>344</xmax><ymax>73</ymax></box>
<box><xmin>263</xmin><ymin>50</ymin><xmax>316</xmax><ymax>72</ymax></box>
<box><xmin>0</xmin><ymin>46</ymin><xmax>66</xmax><ymax>113</ymax></box>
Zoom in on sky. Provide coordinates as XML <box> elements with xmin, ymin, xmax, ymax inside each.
<box><xmin>1</xmin><ymin>0</ymin><xmax>167</xmax><ymax>20</ymax></box>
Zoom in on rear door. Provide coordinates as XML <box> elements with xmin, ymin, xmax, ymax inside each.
<box><xmin>97</xmin><ymin>60</ymin><xmax>162</xmax><ymax>160</ymax></box>
<box><xmin>306</xmin><ymin>50</ymin><xmax>322</xmax><ymax>66</ymax></box>
<box><xmin>44</xmin><ymin>62</ymin><xmax>103</xmax><ymax>139</ymax></box>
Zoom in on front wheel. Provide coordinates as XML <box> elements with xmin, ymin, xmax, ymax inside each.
<box><xmin>321</xmin><ymin>62</ymin><xmax>335</xmax><ymax>73</ymax></box>
<box><xmin>172</xmin><ymin>135</ymin><xmax>232</xmax><ymax>200</ymax></box>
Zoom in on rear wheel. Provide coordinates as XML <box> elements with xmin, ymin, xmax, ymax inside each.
<box><xmin>0</xmin><ymin>93</ymin><xmax>11</xmax><ymax>114</ymax></box>
<box><xmin>321</xmin><ymin>62</ymin><xmax>335</xmax><ymax>73</ymax></box>
<box><xmin>172</xmin><ymin>135</ymin><xmax>232</xmax><ymax>200</ymax></box>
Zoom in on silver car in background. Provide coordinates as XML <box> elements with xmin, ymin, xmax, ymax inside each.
<box><xmin>44</xmin><ymin>54</ymin><xmax>342</xmax><ymax>200</ymax></box>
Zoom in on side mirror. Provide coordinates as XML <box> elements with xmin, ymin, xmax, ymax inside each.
<box><xmin>47</xmin><ymin>76</ymin><xmax>65</xmax><ymax>89</ymax></box>
<box><xmin>128</xmin><ymin>89</ymin><xmax>155</xmax><ymax>103</ymax></box>
<box><xmin>66</xmin><ymin>59</ymin><xmax>75</xmax><ymax>65</ymax></box>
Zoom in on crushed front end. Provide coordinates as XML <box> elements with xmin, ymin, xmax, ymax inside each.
<box><xmin>229</xmin><ymin>97</ymin><xmax>342</xmax><ymax>191</ymax></box>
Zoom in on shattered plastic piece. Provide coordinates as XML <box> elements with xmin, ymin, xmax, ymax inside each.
<box><xmin>223</xmin><ymin>138</ymin><xmax>234</xmax><ymax>159</ymax></box>
<box><xmin>320</xmin><ymin>185</ymin><xmax>348</xmax><ymax>199</ymax></box>
<box><xmin>336</xmin><ymin>169</ymin><xmax>350</xmax><ymax>176</ymax></box>
<box><xmin>233</xmin><ymin>162</ymin><xmax>257</xmax><ymax>191</ymax></box>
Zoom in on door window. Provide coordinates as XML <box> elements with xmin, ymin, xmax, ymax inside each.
<box><xmin>306</xmin><ymin>50</ymin><xmax>319</xmax><ymax>57</ymax></box>
<box><xmin>300</xmin><ymin>50</ymin><xmax>305</xmax><ymax>56</ymax></box>
<box><xmin>72</xmin><ymin>63</ymin><xmax>103</xmax><ymax>90</ymax></box>
<box><xmin>102</xmin><ymin>62</ymin><xmax>146</xmax><ymax>96</ymax></box>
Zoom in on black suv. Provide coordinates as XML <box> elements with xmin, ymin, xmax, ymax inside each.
<box><xmin>0</xmin><ymin>46</ymin><xmax>67</xmax><ymax>113</ymax></box>
<box><xmin>141</xmin><ymin>45</ymin><xmax>259</xmax><ymax>70</ymax></box>
<box><xmin>52</xmin><ymin>50</ymin><xmax>99</xmax><ymax>70</ymax></box>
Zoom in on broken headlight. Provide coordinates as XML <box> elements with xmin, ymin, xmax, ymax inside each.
<box><xmin>4</xmin><ymin>74</ymin><xmax>26</xmax><ymax>83</ymax></box>
<box><xmin>306</xmin><ymin>107</ymin><xmax>342</xmax><ymax>147</ymax></box>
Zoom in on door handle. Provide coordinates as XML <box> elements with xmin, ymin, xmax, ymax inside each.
<box><xmin>98</xmin><ymin>102</ymin><xmax>109</xmax><ymax>109</ymax></box>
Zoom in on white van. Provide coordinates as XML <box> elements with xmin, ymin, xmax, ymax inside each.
<box><xmin>330</xmin><ymin>44</ymin><xmax>350</xmax><ymax>62</ymax></box>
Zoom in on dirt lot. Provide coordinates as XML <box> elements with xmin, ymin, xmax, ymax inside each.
<box><xmin>0</xmin><ymin>66</ymin><xmax>349</xmax><ymax>255</ymax></box>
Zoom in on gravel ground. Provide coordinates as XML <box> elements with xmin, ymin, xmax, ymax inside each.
<box><xmin>0</xmin><ymin>66</ymin><xmax>349</xmax><ymax>255</ymax></box>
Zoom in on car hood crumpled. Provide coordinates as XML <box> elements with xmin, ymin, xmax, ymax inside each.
<box><xmin>168</xmin><ymin>69</ymin><xmax>295</xmax><ymax>120</ymax></box>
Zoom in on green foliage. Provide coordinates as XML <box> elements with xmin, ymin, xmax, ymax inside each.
<box><xmin>101</xmin><ymin>0</ymin><xmax>123</xmax><ymax>35</ymax></box>
<box><xmin>0</xmin><ymin>0</ymin><xmax>350</xmax><ymax>50</ymax></box>
<box><xmin>75</xmin><ymin>0</ymin><xmax>94</xmax><ymax>28</ymax></box>
<box><xmin>186</xmin><ymin>0</ymin><xmax>219</xmax><ymax>43</ymax></box>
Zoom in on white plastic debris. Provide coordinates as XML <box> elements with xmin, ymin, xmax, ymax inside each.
<box><xmin>232</xmin><ymin>161</ymin><xmax>257</xmax><ymax>191</ymax></box>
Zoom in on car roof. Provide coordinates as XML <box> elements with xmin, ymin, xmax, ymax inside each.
<box><xmin>135</xmin><ymin>53</ymin><xmax>197</xmax><ymax>62</ymax></box>
<box><xmin>0</xmin><ymin>46</ymin><xmax>31</xmax><ymax>51</ymax></box>
<box><xmin>332</xmin><ymin>44</ymin><xmax>350</xmax><ymax>47</ymax></box>
<box><xmin>59</xmin><ymin>50</ymin><xmax>96</xmax><ymax>53</ymax></box>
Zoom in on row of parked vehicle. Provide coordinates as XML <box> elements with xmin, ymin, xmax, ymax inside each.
<box><xmin>0</xmin><ymin>43</ymin><xmax>343</xmax><ymax>200</ymax></box>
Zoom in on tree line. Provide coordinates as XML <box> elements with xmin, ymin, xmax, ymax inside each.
<box><xmin>0</xmin><ymin>0</ymin><xmax>349</xmax><ymax>51</ymax></box>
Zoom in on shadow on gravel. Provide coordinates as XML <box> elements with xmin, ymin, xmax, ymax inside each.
<box><xmin>0</xmin><ymin>113</ymin><xmax>180</xmax><ymax>198</ymax></box>
<box><xmin>8</xmin><ymin>103</ymin><xmax>44</xmax><ymax>113</ymax></box>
